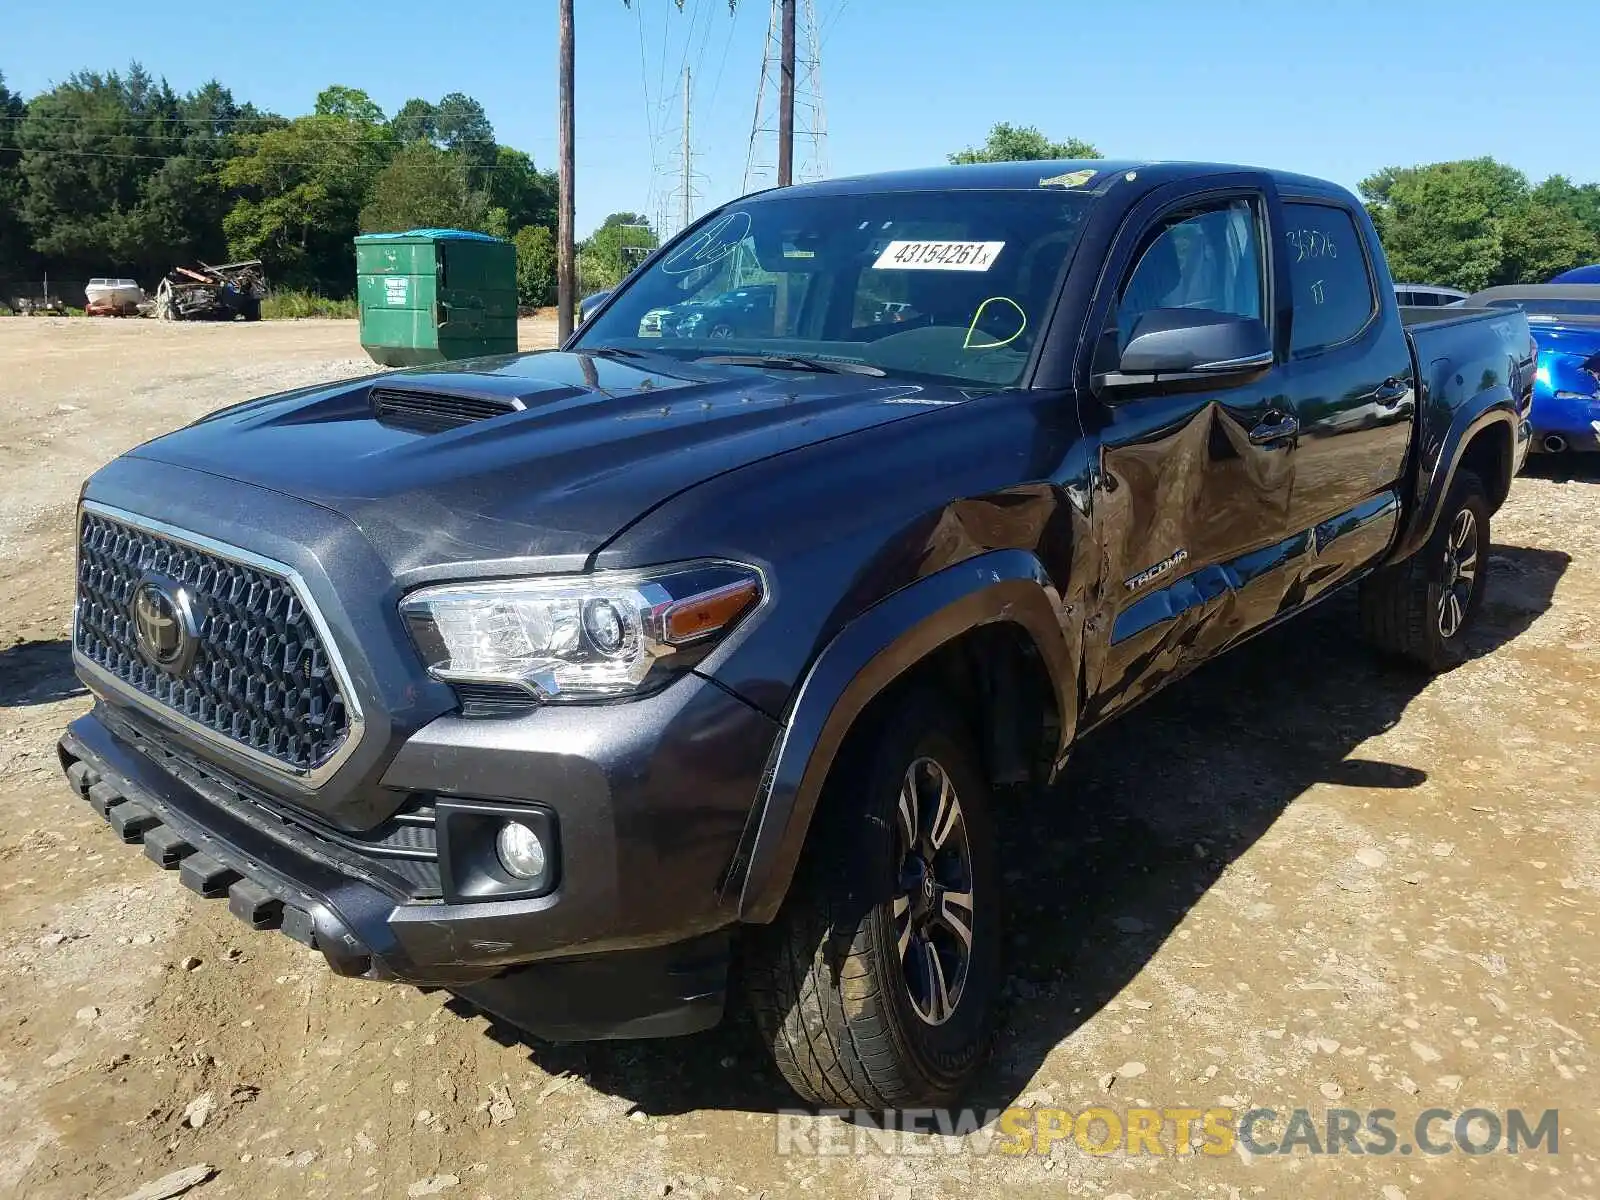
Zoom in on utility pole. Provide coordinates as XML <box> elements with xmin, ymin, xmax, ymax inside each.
<box><xmin>744</xmin><ymin>0</ymin><xmax>827</xmax><ymax>193</ymax></box>
<box><xmin>777</xmin><ymin>0</ymin><xmax>795</xmax><ymax>186</ymax></box>
<box><xmin>557</xmin><ymin>0</ymin><xmax>576</xmax><ymax>343</ymax></box>
<box><xmin>681</xmin><ymin>68</ymin><xmax>692</xmax><ymax>232</ymax></box>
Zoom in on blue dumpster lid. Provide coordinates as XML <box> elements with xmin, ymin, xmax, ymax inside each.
<box><xmin>354</xmin><ymin>228</ymin><xmax>508</xmax><ymax>243</ymax></box>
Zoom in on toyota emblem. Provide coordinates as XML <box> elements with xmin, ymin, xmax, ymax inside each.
<box><xmin>131</xmin><ymin>576</ymin><xmax>200</xmax><ymax>674</ymax></box>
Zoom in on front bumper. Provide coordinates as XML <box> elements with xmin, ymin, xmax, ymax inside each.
<box><xmin>58</xmin><ymin>669</ymin><xmax>779</xmax><ymax>1040</ymax></box>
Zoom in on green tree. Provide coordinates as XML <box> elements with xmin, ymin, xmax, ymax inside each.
<box><xmin>0</xmin><ymin>70</ymin><xmax>30</xmax><ymax>279</ymax></box>
<box><xmin>314</xmin><ymin>85</ymin><xmax>384</xmax><ymax>124</ymax></box>
<box><xmin>0</xmin><ymin>69</ymin><xmax>562</xmax><ymax>297</ymax></box>
<box><xmin>17</xmin><ymin>67</ymin><xmax>158</xmax><ymax>273</ymax></box>
<box><xmin>221</xmin><ymin>90</ymin><xmax>391</xmax><ymax>291</ymax></box>
<box><xmin>1531</xmin><ymin>175</ymin><xmax>1600</xmax><ymax>244</ymax></box>
<box><xmin>1499</xmin><ymin>199</ymin><xmax>1599</xmax><ymax>284</ymax></box>
<box><xmin>359</xmin><ymin>142</ymin><xmax>485</xmax><ymax>233</ymax></box>
<box><xmin>13</xmin><ymin>64</ymin><xmax>265</xmax><ymax>280</ymax></box>
<box><xmin>390</xmin><ymin>98</ymin><xmax>438</xmax><ymax>144</ymax></box>
<box><xmin>434</xmin><ymin>92</ymin><xmax>496</xmax><ymax>172</ymax></box>
<box><xmin>514</xmin><ymin>224</ymin><xmax>556</xmax><ymax>307</ymax></box>
<box><xmin>1360</xmin><ymin>158</ymin><xmax>1530</xmax><ymax>291</ymax></box>
<box><xmin>578</xmin><ymin>212</ymin><xmax>657</xmax><ymax>291</ymax></box>
<box><xmin>485</xmin><ymin>146</ymin><xmax>557</xmax><ymax>233</ymax></box>
<box><xmin>949</xmin><ymin>122</ymin><xmax>1101</xmax><ymax>164</ymax></box>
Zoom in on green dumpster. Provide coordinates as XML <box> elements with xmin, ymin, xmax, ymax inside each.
<box><xmin>355</xmin><ymin>229</ymin><xmax>517</xmax><ymax>367</ymax></box>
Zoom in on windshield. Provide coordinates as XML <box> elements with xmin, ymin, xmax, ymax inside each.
<box><xmin>575</xmin><ymin>189</ymin><xmax>1097</xmax><ymax>387</ymax></box>
<box><xmin>1487</xmin><ymin>297</ymin><xmax>1600</xmax><ymax>317</ymax></box>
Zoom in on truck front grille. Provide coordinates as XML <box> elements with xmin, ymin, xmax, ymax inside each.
<box><xmin>74</xmin><ymin>509</ymin><xmax>353</xmax><ymax>775</ymax></box>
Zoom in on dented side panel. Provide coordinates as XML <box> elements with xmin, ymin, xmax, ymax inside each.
<box><xmin>1080</xmin><ymin>387</ymin><xmax>1297</xmax><ymax>726</ymax></box>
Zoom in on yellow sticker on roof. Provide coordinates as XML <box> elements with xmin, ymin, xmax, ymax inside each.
<box><xmin>1039</xmin><ymin>169</ymin><xmax>1097</xmax><ymax>189</ymax></box>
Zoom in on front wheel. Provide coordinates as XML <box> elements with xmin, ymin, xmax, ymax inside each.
<box><xmin>745</xmin><ymin>688</ymin><xmax>1000</xmax><ymax>1108</ymax></box>
<box><xmin>1359</xmin><ymin>469</ymin><xmax>1489</xmax><ymax>671</ymax></box>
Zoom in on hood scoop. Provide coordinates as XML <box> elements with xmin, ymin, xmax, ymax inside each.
<box><xmin>371</xmin><ymin>384</ymin><xmax>527</xmax><ymax>433</ymax></box>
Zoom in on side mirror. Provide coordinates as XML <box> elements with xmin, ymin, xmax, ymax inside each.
<box><xmin>1100</xmin><ymin>308</ymin><xmax>1273</xmax><ymax>393</ymax></box>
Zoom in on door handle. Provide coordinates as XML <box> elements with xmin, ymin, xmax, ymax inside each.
<box><xmin>1372</xmin><ymin>377</ymin><xmax>1410</xmax><ymax>407</ymax></box>
<box><xmin>1248</xmin><ymin>412</ymin><xmax>1300</xmax><ymax>445</ymax></box>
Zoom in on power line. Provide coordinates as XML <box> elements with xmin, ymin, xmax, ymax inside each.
<box><xmin>0</xmin><ymin>113</ymin><xmax>286</xmax><ymax>126</ymax></box>
<box><xmin>8</xmin><ymin>145</ymin><xmax>585</xmax><ymax>170</ymax></box>
<box><xmin>655</xmin><ymin>0</ymin><xmax>672</xmax><ymax>140</ymax></box>
<box><xmin>819</xmin><ymin>0</ymin><xmax>852</xmax><ymax>45</ymax></box>
<box><xmin>684</xmin><ymin>0</ymin><xmax>721</xmax><ymax>104</ymax></box>
<box><xmin>0</xmin><ymin>114</ymin><xmax>644</xmax><ymax>146</ymax></box>
<box><xmin>705</xmin><ymin>0</ymin><xmax>743</xmax><ymax>115</ymax></box>
<box><xmin>672</xmin><ymin>0</ymin><xmax>705</xmax><ymax>102</ymax></box>
<box><xmin>635</xmin><ymin>0</ymin><xmax>665</xmax><ymax>226</ymax></box>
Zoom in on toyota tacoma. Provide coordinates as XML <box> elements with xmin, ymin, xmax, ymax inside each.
<box><xmin>59</xmin><ymin>160</ymin><xmax>1532</xmax><ymax>1107</ymax></box>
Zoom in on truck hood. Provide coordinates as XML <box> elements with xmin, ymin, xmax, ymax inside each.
<box><xmin>127</xmin><ymin>349</ymin><xmax>967</xmax><ymax>576</ymax></box>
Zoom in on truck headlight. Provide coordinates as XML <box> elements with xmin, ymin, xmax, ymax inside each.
<box><xmin>400</xmin><ymin>561</ymin><xmax>763</xmax><ymax>700</ymax></box>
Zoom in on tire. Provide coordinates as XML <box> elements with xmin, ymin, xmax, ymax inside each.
<box><xmin>708</xmin><ymin>322</ymin><xmax>736</xmax><ymax>340</ymax></box>
<box><xmin>1359</xmin><ymin>469</ymin><xmax>1489</xmax><ymax>672</ymax></box>
<box><xmin>745</xmin><ymin>688</ymin><xmax>1001</xmax><ymax>1108</ymax></box>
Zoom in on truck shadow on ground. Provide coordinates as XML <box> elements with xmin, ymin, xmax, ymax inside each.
<box><xmin>0</xmin><ymin>638</ymin><xmax>86</xmax><ymax>708</ymax></box>
<box><xmin>465</xmin><ymin>544</ymin><xmax>1569</xmax><ymax>1116</ymax></box>
<box><xmin>1521</xmin><ymin>454</ymin><xmax>1600</xmax><ymax>484</ymax></box>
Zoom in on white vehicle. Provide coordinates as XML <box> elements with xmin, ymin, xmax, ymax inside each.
<box><xmin>1394</xmin><ymin>283</ymin><xmax>1467</xmax><ymax>308</ymax></box>
<box><xmin>84</xmin><ymin>278</ymin><xmax>145</xmax><ymax>310</ymax></box>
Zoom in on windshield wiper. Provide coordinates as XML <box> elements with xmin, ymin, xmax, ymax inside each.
<box><xmin>693</xmin><ymin>353</ymin><xmax>886</xmax><ymax>377</ymax></box>
<box><xmin>583</xmin><ymin>344</ymin><xmax>649</xmax><ymax>360</ymax></box>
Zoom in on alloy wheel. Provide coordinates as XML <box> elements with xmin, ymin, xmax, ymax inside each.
<box><xmin>891</xmin><ymin>757</ymin><xmax>976</xmax><ymax>1026</ymax></box>
<box><xmin>1438</xmin><ymin>507</ymin><xmax>1479</xmax><ymax>638</ymax></box>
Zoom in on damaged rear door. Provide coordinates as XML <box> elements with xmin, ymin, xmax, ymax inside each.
<box><xmin>1078</xmin><ymin>178</ymin><xmax>1300</xmax><ymax>723</ymax></box>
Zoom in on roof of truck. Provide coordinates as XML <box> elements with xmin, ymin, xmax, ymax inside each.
<box><xmin>763</xmin><ymin>160</ymin><xmax>1356</xmax><ymax>203</ymax></box>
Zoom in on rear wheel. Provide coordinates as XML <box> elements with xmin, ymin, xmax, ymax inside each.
<box><xmin>745</xmin><ymin>688</ymin><xmax>1000</xmax><ymax>1108</ymax></box>
<box><xmin>1359</xmin><ymin>469</ymin><xmax>1489</xmax><ymax>671</ymax></box>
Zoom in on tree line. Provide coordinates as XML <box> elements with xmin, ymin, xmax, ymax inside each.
<box><xmin>953</xmin><ymin>124</ymin><xmax>1600</xmax><ymax>291</ymax></box>
<box><xmin>4</xmin><ymin>84</ymin><xmax>1596</xmax><ymax>312</ymax></box>
<box><xmin>0</xmin><ymin>64</ymin><xmax>661</xmax><ymax>307</ymax></box>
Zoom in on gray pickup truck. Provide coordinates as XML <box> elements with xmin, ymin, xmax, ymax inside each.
<box><xmin>60</xmin><ymin>160</ymin><xmax>1532</xmax><ymax>1107</ymax></box>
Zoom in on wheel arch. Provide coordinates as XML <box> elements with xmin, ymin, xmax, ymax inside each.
<box><xmin>731</xmin><ymin>549</ymin><xmax>1077</xmax><ymax>925</ymax></box>
<box><xmin>1388</xmin><ymin>398</ymin><xmax>1517</xmax><ymax>567</ymax></box>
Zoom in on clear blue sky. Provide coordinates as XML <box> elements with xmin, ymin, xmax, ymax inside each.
<box><xmin>8</xmin><ymin>0</ymin><xmax>1599</xmax><ymax>238</ymax></box>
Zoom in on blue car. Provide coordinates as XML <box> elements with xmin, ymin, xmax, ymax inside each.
<box><xmin>1465</xmin><ymin>284</ymin><xmax>1600</xmax><ymax>453</ymax></box>
<box><xmin>1551</xmin><ymin>264</ymin><xmax>1600</xmax><ymax>284</ymax></box>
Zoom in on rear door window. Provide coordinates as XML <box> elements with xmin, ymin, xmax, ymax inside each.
<box><xmin>1284</xmin><ymin>203</ymin><xmax>1376</xmax><ymax>353</ymax></box>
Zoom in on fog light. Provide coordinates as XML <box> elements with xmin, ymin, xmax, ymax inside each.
<box><xmin>495</xmin><ymin>822</ymin><xmax>547</xmax><ymax>880</ymax></box>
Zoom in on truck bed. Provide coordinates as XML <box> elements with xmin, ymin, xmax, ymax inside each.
<box><xmin>1402</xmin><ymin>304</ymin><xmax>1530</xmax><ymax>378</ymax></box>
<box><xmin>1399</xmin><ymin>304</ymin><xmax>1501</xmax><ymax>328</ymax></box>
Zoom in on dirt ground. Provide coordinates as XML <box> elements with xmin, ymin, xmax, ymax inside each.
<box><xmin>0</xmin><ymin>316</ymin><xmax>1595</xmax><ymax>1200</ymax></box>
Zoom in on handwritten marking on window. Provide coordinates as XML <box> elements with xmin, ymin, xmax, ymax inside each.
<box><xmin>662</xmin><ymin>211</ymin><xmax>752</xmax><ymax>276</ymax></box>
<box><xmin>1286</xmin><ymin>229</ymin><xmax>1337</xmax><ymax>262</ymax></box>
<box><xmin>1310</xmin><ymin>280</ymin><xmax>1326</xmax><ymax>306</ymax></box>
<box><xmin>963</xmin><ymin>296</ymin><xmax>1027</xmax><ymax>351</ymax></box>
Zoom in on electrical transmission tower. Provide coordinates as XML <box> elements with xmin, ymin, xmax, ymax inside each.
<box><xmin>663</xmin><ymin>67</ymin><xmax>708</xmax><ymax>242</ymax></box>
<box><xmin>743</xmin><ymin>0</ymin><xmax>828</xmax><ymax>194</ymax></box>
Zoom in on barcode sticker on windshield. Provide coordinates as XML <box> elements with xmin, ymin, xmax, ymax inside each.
<box><xmin>871</xmin><ymin>240</ymin><xmax>1005</xmax><ymax>272</ymax></box>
